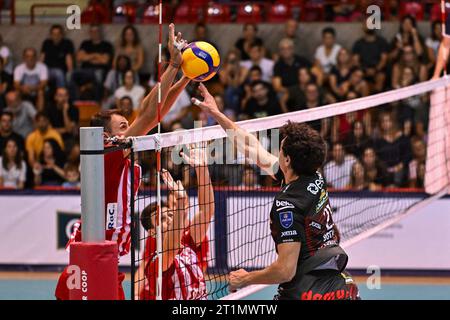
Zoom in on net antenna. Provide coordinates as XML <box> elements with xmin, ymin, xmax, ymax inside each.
<box><xmin>155</xmin><ymin>0</ymin><xmax>163</xmax><ymax>301</ymax></box>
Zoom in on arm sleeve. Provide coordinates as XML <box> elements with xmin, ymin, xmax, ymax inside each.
<box><xmin>273</xmin><ymin>205</ymin><xmax>304</xmax><ymax>245</ymax></box>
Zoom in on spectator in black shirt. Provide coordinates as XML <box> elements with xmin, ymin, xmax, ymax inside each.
<box><xmin>0</xmin><ymin>111</ymin><xmax>24</xmax><ymax>152</ymax></box>
<box><xmin>40</xmin><ymin>24</ymin><xmax>75</xmax><ymax>88</ymax></box>
<box><xmin>389</xmin><ymin>15</ymin><xmax>425</xmax><ymax>64</ymax></box>
<box><xmin>0</xmin><ymin>58</ymin><xmax>12</xmax><ymax>110</ymax></box>
<box><xmin>234</xmin><ymin>23</ymin><xmax>263</xmax><ymax>61</ymax></box>
<box><xmin>343</xmin><ymin>120</ymin><xmax>372</xmax><ymax>160</ymax></box>
<box><xmin>71</xmin><ymin>24</ymin><xmax>114</xmax><ymax>101</ymax></box>
<box><xmin>45</xmin><ymin>87</ymin><xmax>79</xmax><ymax>146</ymax></box>
<box><xmin>33</xmin><ymin>138</ymin><xmax>66</xmax><ymax>186</ymax></box>
<box><xmin>243</xmin><ymin>80</ymin><xmax>280</xmax><ymax>119</ymax></box>
<box><xmin>281</xmin><ymin>67</ymin><xmax>318</xmax><ymax>113</ymax></box>
<box><xmin>361</xmin><ymin>147</ymin><xmax>392</xmax><ymax>191</ymax></box>
<box><xmin>272</xmin><ymin>38</ymin><xmax>312</xmax><ymax>93</ymax></box>
<box><xmin>352</xmin><ymin>25</ymin><xmax>389</xmax><ymax>93</ymax></box>
<box><xmin>373</xmin><ymin>112</ymin><xmax>412</xmax><ymax>187</ymax></box>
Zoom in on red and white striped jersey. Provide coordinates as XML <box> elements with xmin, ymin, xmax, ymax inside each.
<box><xmin>67</xmin><ymin>149</ymin><xmax>141</xmax><ymax>257</ymax></box>
<box><xmin>141</xmin><ymin>231</ymin><xmax>209</xmax><ymax>300</ymax></box>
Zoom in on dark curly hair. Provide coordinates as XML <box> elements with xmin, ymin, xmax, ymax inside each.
<box><xmin>280</xmin><ymin>122</ymin><xmax>326</xmax><ymax>176</ymax></box>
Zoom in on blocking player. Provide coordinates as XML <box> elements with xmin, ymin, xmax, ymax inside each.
<box><xmin>55</xmin><ymin>23</ymin><xmax>191</xmax><ymax>300</ymax></box>
<box><xmin>193</xmin><ymin>84</ymin><xmax>360</xmax><ymax>300</ymax></box>
<box><xmin>137</xmin><ymin>145</ymin><xmax>214</xmax><ymax>300</ymax></box>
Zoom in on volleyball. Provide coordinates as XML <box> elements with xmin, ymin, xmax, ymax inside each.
<box><xmin>181</xmin><ymin>41</ymin><xmax>220</xmax><ymax>82</ymax></box>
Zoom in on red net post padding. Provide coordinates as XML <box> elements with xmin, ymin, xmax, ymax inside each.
<box><xmin>69</xmin><ymin>241</ymin><xmax>118</xmax><ymax>300</ymax></box>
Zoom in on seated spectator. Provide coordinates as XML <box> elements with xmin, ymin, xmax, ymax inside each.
<box><xmin>348</xmin><ymin>68</ymin><xmax>370</xmax><ymax>97</ymax></box>
<box><xmin>25</xmin><ymin>112</ymin><xmax>64</xmax><ymax>167</ymax></box>
<box><xmin>103</xmin><ymin>55</ymin><xmax>134</xmax><ymax>109</ymax></box>
<box><xmin>13</xmin><ymin>48</ymin><xmax>48</xmax><ymax>111</ymax></box>
<box><xmin>114</xmin><ymin>70</ymin><xmax>145</xmax><ymax>110</ymax></box>
<box><xmin>66</xmin><ymin>142</ymin><xmax>80</xmax><ymax>167</ymax></box>
<box><xmin>62</xmin><ymin>163</ymin><xmax>80</xmax><ymax>189</ymax></box>
<box><xmin>272</xmin><ymin>38</ymin><xmax>313</xmax><ymax>93</ymax></box>
<box><xmin>115</xmin><ymin>25</ymin><xmax>144</xmax><ymax>73</ymax></box>
<box><xmin>361</xmin><ymin>147</ymin><xmax>392</xmax><ymax>191</ymax></box>
<box><xmin>33</xmin><ymin>138</ymin><xmax>66</xmax><ymax>186</ymax></box>
<box><xmin>240</xmin><ymin>42</ymin><xmax>274</xmax><ymax>82</ymax></box>
<box><xmin>241</xmin><ymin>165</ymin><xmax>261</xmax><ymax>188</ymax></box>
<box><xmin>117</xmin><ymin>96</ymin><xmax>137</xmax><ymax>125</ymax></box>
<box><xmin>0</xmin><ymin>58</ymin><xmax>12</xmax><ymax>109</ymax></box>
<box><xmin>408</xmin><ymin>138</ymin><xmax>426</xmax><ymax>188</ymax></box>
<box><xmin>323</xmin><ymin>142</ymin><xmax>356</xmax><ymax>189</ymax></box>
<box><xmin>425</xmin><ymin>20</ymin><xmax>442</xmax><ymax>73</ymax></box>
<box><xmin>193</xmin><ymin>22</ymin><xmax>220</xmax><ymax>53</ymax></box>
<box><xmin>283</xmin><ymin>19</ymin><xmax>300</xmax><ymax>52</ymax></box>
<box><xmin>40</xmin><ymin>24</ymin><xmax>75</xmax><ymax>88</ymax></box>
<box><xmin>343</xmin><ymin>120</ymin><xmax>372</xmax><ymax>160</ymax></box>
<box><xmin>389</xmin><ymin>15</ymin><xmax>425</xmax><ymax>63</ymax></box>
<box><xmin>242</xmin><ymin>80</ymin><xmax>280</xmax><ymax>119</ymax></box>
<box><xmin>219</xmin><ymin>50</ymin><xmax>248</xmax><ymax>114</ymax></box>
<box><xmin>72</xmin><ymin>24</ymin><xmax>114</xmax><ymax>101</ymax></box>
<box><xmin>332</xmin><ymin>0</ymin><xmax>362</xmax><ymax>22</ymax></box>
<box><xmin>282</xmin><ymin>68</ymin><xmax>319</xmax><ymax>112</ymax></box>
<box><xmin>45</xmin><ymin>87</ymin><xmax>79</xmax><ymax>145</ymax></box>
<box><xmin>0</xmin><ymin>138</ymin><xmax>26</xmax><ymax>189</ymax></box>
<box><xmin>391</xmin><ymin>45</ymin><xmax>428</xmax><ymax>89</ymax></box>
<box><xmin>241</xmin><ymin>66</ymin><xmax>263</xmax><ymax>110</ymax></box>
<box><xmin>329</xmin><ymin>48</ymin><xmax>357</xmax><ymax>101</ymax></box>
<box><xmin>0</xmin><ymin>111</ymin><xmax>24</xmax><ymax>152</ymax></box>
<box><xmin>160</xmin><ymin>85</ymin><xmax>191</xmax><ymax>131</ymax></box>
<box><xmin>349</xmin><ymin>161</ymin><xmax>366</xmax><ymax>191</ymax></box>
<box><xmin>234</xmin><ymin>23</ymin><xmax>264</xmax><ymax>61</ymax></box>
<box><xmin>4</xmin><ymin>90</ymin><xmax>37</xmax><ymax>138</ymax></box>
<box><xmin>314</xmin><ymin>27</ymin><xmax>342</xmax><ymax>75</ymax></box>
<box><xmin>373</xmin><ymin>112</ymin><xmax>412</xmax><ymax>187</ymax></box>
<box><xmin>303</xmin><ymin>82</ymin><xmax>331</xmax><ymax>138</ymax></box>
<box><xmin>0</xmin><ymin>34</ymin><xmax>13</xmax><ymax>75</ymax></box>
<box><xmin>352</xmin><ymin>25</ymin><xmax>388</xmax><ymax>93</ymax></box>
<box><xmin>396</xmin><ymin>66</ymin><xmax>427</xmax><ymax>137</ymax></box>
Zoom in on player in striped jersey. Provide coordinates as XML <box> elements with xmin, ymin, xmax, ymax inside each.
<box><xmin>137</xmin><ymin>146</ymin><xmax>214</xmax><ymax>300</ymax></box>
<box><xmin>55</xmin><ymin>23</ymin><xmax>191</xmax><ymax>300</ymax></box>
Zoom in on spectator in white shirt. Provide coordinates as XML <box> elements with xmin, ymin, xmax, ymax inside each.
<box><xmin>0</xmin><ymin>138</ymin><xmax>26</xmax><ymax>189</ymax></box>
<box><xmin>240</xmin><ymin>42</ymin><xmax>274</xmax><ymax>82</ymax></box>
<box><xmin>114</xmin><ymin>70</ymin><xmax>145</xmax><ymax>110</ymax></box>
<box><xmin>0</xmin><ymin>34</ymin><xmax>13</xmax><ymax>75</ymax></box>
<box><xmin>13</xmin><ymin>48</ymin><xmax>48</xmax><ymax>111</ymax></box>
<box><xmin>314</xmin><ymin>27</ymin><xmax>342</xmax><ymax>74</ymax></box>
<box><xmin>324</xmin><ymin>142</ymin><xmax>356</xmax><ymax>189</ymax></box>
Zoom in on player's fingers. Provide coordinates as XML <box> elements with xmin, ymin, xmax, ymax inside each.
<box><xmin>169</xmin><ymin>23</ymin><xmax>175</xmax><ymax>42</ymax></box>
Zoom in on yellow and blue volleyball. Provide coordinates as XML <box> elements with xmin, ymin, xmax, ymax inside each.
<box><xmin>181</xmin><ymin>41</ymin><xmax>220</xmax><ymax>82</ymax></box>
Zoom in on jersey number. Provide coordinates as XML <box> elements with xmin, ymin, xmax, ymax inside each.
<box><xmin>323</xmin><ymin>204</ymin><xmax>334</xmax><ymax>231</ymax></box>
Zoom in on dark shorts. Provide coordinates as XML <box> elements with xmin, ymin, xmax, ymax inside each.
<box><xmin>274</xmin><ymin>270</ymin><xmax>360</xmax><ymax>300</ymax></box>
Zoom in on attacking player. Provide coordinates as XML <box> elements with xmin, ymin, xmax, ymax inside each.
<box><xmin>55</xmin><ymin>23</ymin><xmax>191</xmax><ymax>300</ymax></box>
<box><xmin>193</xmin><ymin>84</ymin><xmax>360</xmax><ymax>300</ymax></box>
<box><xmin>137</xmin><ymin>145</ymin><xmax>214</xmax><ymax>300</ymax></box>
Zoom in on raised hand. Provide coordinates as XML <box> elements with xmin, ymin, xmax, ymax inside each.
<box><xmin>168</xmin><ymin>23</ymin><xmax>187</xmax><ymax>67</ymax></box>
<box><xmin>161</xmin><ymin>169</ymin><xmax>187</xmax><ymax>200</ymax></box>
<box><xmin>180</xmin><ymin>143</ymin><xmax>209</xmax><ymax>168</ymax></box>
<box><xmin>191</xmin><ymin>83</ymin><xmax>220</xmax><ymax>115</ymax></box>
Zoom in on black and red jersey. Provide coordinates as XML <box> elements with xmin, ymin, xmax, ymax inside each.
<box><xmin>270</xmin><ymin>166</ymin><xmax>348</xmax><ymax>298</ymax></box>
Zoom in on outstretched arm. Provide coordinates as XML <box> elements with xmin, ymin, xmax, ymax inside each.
<box><xmin>160</xmin><ymin>169</ymin><xmax>188</xmax><ymax>272</ymax></box>
<box><xmin>193</xmin><ymin>84</ymin><xmax>278</xmax><ymax>176</ymax></box>
<box><xmin>433</xmin><ymin>36</ymin><xmax>450</xmax><ymax>79</ymax></box>
<box><xmin>181</xmin><ymin>144</ymin><xmax>215</xmax><ymax>246</ymax></box>
<box><xmin>125</xmin><ymin>24</ymin><xmax>187</xmax><ymax>137</ymax></box>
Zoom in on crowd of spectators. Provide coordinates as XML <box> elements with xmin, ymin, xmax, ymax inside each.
<box><xmin>0</xmin><ymin>14</ymin><xmax>440</xmax><ymax>190</ymax></box>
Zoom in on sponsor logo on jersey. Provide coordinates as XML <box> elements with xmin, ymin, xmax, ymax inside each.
<box><xmin>279</xmin><ymin>211</ymin><xmax>294</xmax><ymax>229</ymax></box>
<box><xmin>106</xmin><ymin>203</ymin><xmax>118</xmax><ymax>230</ymax></box>
<box><xmin>309</xmin><ymin>221</ymin><xmax>322</xmax><ymax>230</ymax></box>
<box><xmin>276</xmin><ymin>200</ymin><xmax>295</xmax><ymax>211</ymax></box>
<box><xmin>307</xmin><ymin>183</ymin><xmax>320</xmax><ymax>195</ymax></box>
<box><xmin>316</xmin><ymin>189</ymin><xmax>329</xmax><ymax>212</ymax></box>
<box><xmin>281</xmin><ymin>230</ymin><xmax>297</xmax><ymax>237</ymax></box>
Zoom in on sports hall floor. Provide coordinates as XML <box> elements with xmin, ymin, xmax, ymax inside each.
<box><xmin>0</xmin><ymin>272</ymin><xmax>449</xmax><ymax>300</ymax></box>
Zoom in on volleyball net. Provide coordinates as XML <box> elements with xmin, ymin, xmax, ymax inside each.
<box><xmin>129</xmin><ymin>77</ymin><xmax>450</xmax><ymax>300</ymax></box>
